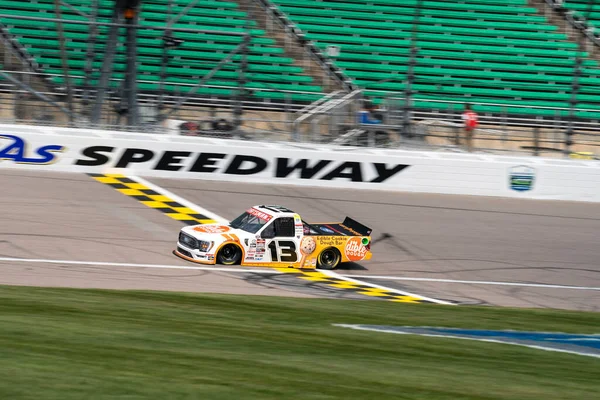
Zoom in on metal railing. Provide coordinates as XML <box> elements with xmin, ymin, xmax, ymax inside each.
<box><xmin>1</xmin><ymin>78</ymin><xmax>599</xmax><ymax>159</ymax></box>
<box><xmin>292</xmin><ymin>89</ymin><xmax>361</xmax><ymax>141</ymax></box>
<box><xmin>293</xmin><ymin>94</ymin><xmax>600</xmax><ymax>159</ymax></box>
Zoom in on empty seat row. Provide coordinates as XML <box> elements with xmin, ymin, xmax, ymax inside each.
<box><xmin>278</xmin><ymin>5</ymin><xmax>546</xmax><ymax>24</ymax></box>
<box><xmin>315</xmin><ymin>43</ymin><xmax>594</xmax><ymax>67</ymax></box>
<box><xmin>275</xmin><ymin>0</ymin><xmax>539</xmax><ymax>16</ymax></box>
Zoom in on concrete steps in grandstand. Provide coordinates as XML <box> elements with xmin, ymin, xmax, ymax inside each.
<box><xmin>0</xmin><ymin>34</ymin><xmax>60</xmax><ymax>122</ymax></box>
<box><xmin>529</xmin><ymin>0</ymin><xmax>577</xmax><ymax>41</ymax></box>
<box><xmin>530</xmin><ymin>0</ymin><xmax>600</xmax><ymax>60</ymax></box>
<box><xmin>235</xmin><ymin>0</ymin><xmax>344</xmax><ymax>93</ymax></box>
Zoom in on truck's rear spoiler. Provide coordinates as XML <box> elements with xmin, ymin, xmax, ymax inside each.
<box><xmin>341</xmin><ymin>217</ymin><xmax>372</xmax><ymax>236</ymax></box>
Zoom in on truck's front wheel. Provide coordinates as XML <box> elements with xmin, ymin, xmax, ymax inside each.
<box><xmin>217</xmin><ymin>244</ymin><xmax>242</xmax><ymax>265</ymax></box>
<box><xmin>317</xmin><ymin>248</ymin><xmax>341</xmax><ymax>270</ymax></box>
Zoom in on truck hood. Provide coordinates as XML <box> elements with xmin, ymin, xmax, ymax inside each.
<box><xmin>181</xmin><ymin>223</ymin><xmax>245</xmax><ymax>240</ymax></box>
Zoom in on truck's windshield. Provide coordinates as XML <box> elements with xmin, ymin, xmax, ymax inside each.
<box><xmin>229</xmin><ymin>209</ymin><xmax>272</xmax><ymax>234</ymax></box>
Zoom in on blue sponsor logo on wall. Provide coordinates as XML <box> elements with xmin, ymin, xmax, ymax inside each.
<box><xmin>0</xmin><ymin>135</ymin><xmax>64</xmax><ymax>164</ymax></box>
<box><xmin>335</xmin><ymin>325</ymin><xmax>600</xmax><ymax>358</ymax></box>
<box><xmin>509</xmin><ymin>165</ymin><xmax>535</xmax><ymax>192</ymax></box>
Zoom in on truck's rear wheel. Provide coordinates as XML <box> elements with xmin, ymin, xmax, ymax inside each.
<box><xmin>317</xmin><ymin>248</ymin><xmax>341</xmax><ymax>270</ymax></box>
<box><xmin>217</xmin><ymin>244</ymin><xmax>242</xmax><ymax>265</ymax></box>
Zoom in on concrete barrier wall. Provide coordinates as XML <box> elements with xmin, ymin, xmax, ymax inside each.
<box><xmin>1</xmin><ymin>124</ymin><xmax>599</xmax><ymax>202</ymax></box>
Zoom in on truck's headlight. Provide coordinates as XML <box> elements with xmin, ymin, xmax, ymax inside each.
<box><xmin>179</xmin><ymin>232</ymin><xmax>197</xmax><ymax>248</ymax></box>
<box><xmin>198</xmin><ymin>241</ymin><xmax>213</xmax><ymax>252</ymax></box>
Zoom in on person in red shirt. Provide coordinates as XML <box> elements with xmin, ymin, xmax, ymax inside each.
<box><xmin>461</xmin><ymin>103</ymin><xmax>478</xmax><ymax>152</ymax></box>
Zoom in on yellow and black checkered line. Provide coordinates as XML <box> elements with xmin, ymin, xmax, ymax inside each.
<box><xmin>275</xmin><ymin>269</ymin><xmax>436</xmax><ymax>304</ymax></box>
<box><xmin>90</xmin><ymin>174</ymin><xmax>435</xmax><ymax>304</ymax></box>
<box><xmin>89</xmin><ymin>173</ymin><xmax>218</xmax><ymax>226</ymax></box>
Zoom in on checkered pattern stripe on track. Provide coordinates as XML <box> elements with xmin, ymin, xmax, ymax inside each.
<box><xmin>275</xmin><ymin>269</ymin><xmax>436</xmax><ymax>304</ymax></box>
<box><xmin>89</xmin><ymin>174</ymin><xmax>217</xmax><ymax>226</ymax></box>
<box><xmin>90</xmin><ymin>174</ymin><xmax>440</xmax><ymax>305</ymax></box>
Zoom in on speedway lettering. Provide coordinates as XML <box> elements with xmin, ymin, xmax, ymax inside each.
<box><xmin>0</xmin><ymin>135</ymin><xmax>64</xmax><ymax>164</ymax></box>
<box><xmin>74</xmin><ymin>147</ymin><xmax>410</xmax><ymax>183</ymax></box>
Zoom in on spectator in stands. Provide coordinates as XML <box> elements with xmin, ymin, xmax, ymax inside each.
<box><xmin>461</xmin><ymin>103</ymin><xmax>478</xmax><ymax>152</ymax></box>
<box><xmin>358</xmin><ymin>100</ymin><xmax>381</xmax><ymax>125</ymax></box>
<box><xmin>211</xmin><ymin>118</ymin><xmax>234</xmax><ymax>132</ymax></box>
<box><xmin>179</xmin><ymin>121</ymin><xmax>199</xmax><ymax>136</ymax></box>
<box><xmin>357</xmin><ymin>101</ymin><xmax>389</xmax><ymax>146</ymax></box>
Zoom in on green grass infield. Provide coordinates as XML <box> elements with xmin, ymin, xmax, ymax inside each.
<box><xmin>0</xmin><ymin>285</ymin><xmax>599</xmax><ymax>399</ymax></box>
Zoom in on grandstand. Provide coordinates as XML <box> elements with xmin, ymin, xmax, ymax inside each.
<box><xmin>0</xmin><ymin>0</ymin><xmax>328</xmax><ymax>126</ymax></box>
<box><xmin>269</xmin><ymin>0</ymin><xmax>600</xmax><ymax>119</ymax></box>
<box><xmin>0</xmin><ymin>0</ymin><xmax>598</xmax><ymax>156</ymax></box>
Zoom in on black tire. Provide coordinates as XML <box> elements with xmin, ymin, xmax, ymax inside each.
<box><xmin>217</xmin><ymin>244</ymin><xmax>242</xmax><ymax>265</ymax></box>
<box><xmin>317</xmin><ymin>247</ymin><xmax>341</xmax><ymax>270</ymax></box>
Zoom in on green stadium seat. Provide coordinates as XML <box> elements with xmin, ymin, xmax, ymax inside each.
<box><xmin>315</xmin><ymin>43</ymin><xmax>595</xmax><ymax>67</ymax></box>
<box><xmin>35</xmin><ymin>56</ymin><xmax>306</xmax><ymax>76</ymax></box>
<box><xmin>290</xmin><ymin>15</ymin><xmax>558</xmax><ymax>33</ymax></box>
<box><xmin>7</xmin><ymin>28</ymin><xmax>277</xmax><ymax>46</ymax></box>
<box><xmin>273</xmin><ymin>0</ymin><xmax>539</xmax><ymax>16</ymax></box>
<box><xmin>278</xmin><ymin>6</ymin><xmax>548</xmax><ymax>24</ymax></box>
<box><xmin>305</xmin><ymin>32</ymin><xmax>577</xmax><ymax>50</ymax></box>
<box><xmin>297</xmin><ymin>23</ymin><xmax>567</xmax><ymax>43</ymax></box>
<box><xmin>17</xmin><ymin>37</ymin><xmax>284</xmax><ymax>55</ymax></box>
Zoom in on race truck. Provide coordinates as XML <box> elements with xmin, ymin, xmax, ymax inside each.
<box><xmin>174</xmin><ymin>205</ymin><xmax>373</xmax><ymax>270</ymax></box>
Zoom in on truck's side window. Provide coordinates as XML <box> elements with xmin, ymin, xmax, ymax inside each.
<box><xmin>274</xmin><ymin>217</ymin><xmax>295</xmax><ymax>237</ymax></box>
<box><xmin>261</xmin><ymin>223</ymin><xmax>275</xmax><ymax>238</ymax></box>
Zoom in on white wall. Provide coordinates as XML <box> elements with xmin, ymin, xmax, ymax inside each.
<box><xmin>1</xmin><ymin>123</ymin><xmax>599</xmax><ymax>202</ymax></box>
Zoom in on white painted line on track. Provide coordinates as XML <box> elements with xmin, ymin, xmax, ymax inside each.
<box><xmin>334</xmin><ymin>324</ymin><xmax>600</xmax><ymax>359</ymax></box>
<box><xmin>130</xmin><ymin>175</ymin><xmax>229</xmax><ymax>224</ymax></box>
<box><xmin>0</xmin><ymin>257</ymin><xmax>282</xmax><ymax>275</ymax></box>
<box><xmin>0</xmin><ymin>256</ymin><xmax>451</xmax><ymax>304</ymax></box>
<box><xmin>321</xmin><ymin>270</ymin><xmax>454</xmax><ymax>305</ymax></box>
<box><xmin>340</xmin><ymin>274</ymin><xmax>600</xmax><ymax>292</ymax></box>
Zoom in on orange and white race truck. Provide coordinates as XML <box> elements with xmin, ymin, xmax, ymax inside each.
<box><xmin>174</xmin><ymin>205</ymin><xmax>372</xmax><ymax>270</ymax></box>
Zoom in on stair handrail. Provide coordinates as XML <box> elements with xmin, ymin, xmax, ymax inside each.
<box><xmin>292</xmin><ymin>89</ymin><xmax>362</xmax><ymax>141</ymax></box>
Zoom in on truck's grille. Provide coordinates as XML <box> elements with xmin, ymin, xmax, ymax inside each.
<box><xmin>179</xmin><ymin>232</ymin><xmax>197</xmax><ymax>249</ymax></box>
<box><xmin>177</xmin><ymin>247</ymin><xmax>193</xmax><ymax>258</ymax></box>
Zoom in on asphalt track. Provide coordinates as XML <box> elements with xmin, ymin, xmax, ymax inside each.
<box><xmin>1</xmin><ymin>169</ymin><xmax>599</xmax><ymax>310</ymax></box>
